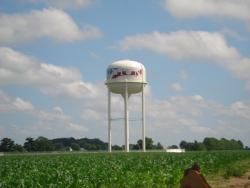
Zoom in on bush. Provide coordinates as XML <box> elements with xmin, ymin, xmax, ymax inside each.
<box><xmin>223</xmin><ymin>165</ymin><xmax>246</xmax><ymax>179</ymax></box>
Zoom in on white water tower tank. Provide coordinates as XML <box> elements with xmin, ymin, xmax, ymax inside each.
<box><xmin>106</xmin><ymin>60</ymin><xmax>147</xmax><ymax>94</ymax></box>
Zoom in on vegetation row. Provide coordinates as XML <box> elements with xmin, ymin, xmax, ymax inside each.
<box><xmin>0</xmin><ymin>136</ymin><xmax>248</xmax><ymax>153</ymax></box>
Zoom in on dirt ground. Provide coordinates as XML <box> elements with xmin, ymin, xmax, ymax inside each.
<box><xmin>209</xmin><ymin>171</ymin><xmax>250</xmax><ymax>188</ymax></box>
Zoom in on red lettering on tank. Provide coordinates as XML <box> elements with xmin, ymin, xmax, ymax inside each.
<box><xmin>110</xmin><ymin>69</ymin><xmax>142</xmax><ymax>79</ymax></box>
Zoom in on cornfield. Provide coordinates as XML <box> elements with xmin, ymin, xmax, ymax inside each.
<box><xmin>0</xmin><ymin>151</ymin><xmax>250</xmax><ymax>188</ymax></box>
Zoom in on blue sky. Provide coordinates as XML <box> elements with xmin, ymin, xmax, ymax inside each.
<box><xmin>0</xmin><ymin>0</ymin><xmax>250</xmax><ymax>147</ymax></box>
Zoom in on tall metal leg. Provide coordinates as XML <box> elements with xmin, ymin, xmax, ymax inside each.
<box><xmin>108</xmin><ymin>89</ymin><xmax>111</xmax><ymax>152</ymax></box>
<box><xmin>124</xmin><ymin>82</ymin><xmax>129</xmax><ymax>152</ymax></box>
<box><xmin>142</xmin><ymin>84</ymin><xmax>146</xmax><ymax>152</ymax></box>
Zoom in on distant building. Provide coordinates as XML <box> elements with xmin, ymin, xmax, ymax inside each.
<box><xmin>65</xmin><ymin>147</ymin><xmax>73</xmax><ymax>152</ymax></box>
<box><xmin>166</xmin><ymin>149</ymin><xmax>185</xmax><ymax>153</ymax></box>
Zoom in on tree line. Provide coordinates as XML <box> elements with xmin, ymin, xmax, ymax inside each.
<box><xmin>179</xmin><ymin>137</ymin><xmax>245</xmax><ymax>151</ymax></box>
<box><xmin>0</xmin><ymin>136</ymin><xmax>163</xmax><ymax>152</ymax></box>
<box><xmin>0</xmin><ymin>136</ymin><xmax>248</xmax><ymax>152</ymax></box>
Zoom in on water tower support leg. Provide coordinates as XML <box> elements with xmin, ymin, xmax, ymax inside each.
<box><xmin>142</xmin><ymin>84</ymin><xmax>146</xmax><ymax>152</ymax></box>
<box><xmin>108</xmin><ymin>89</ymin><xmax>112</xmax><ymax>152</ymax></box>
<box><xmin>124</xmin><ymin>82</ymin><xmax>129</xmax><ymax>152</ymax></box>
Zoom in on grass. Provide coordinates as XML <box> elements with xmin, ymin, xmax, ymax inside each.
<box><xmin>223</xmin><ymin>159</ymin><xmax>250</xmax><ymax>179</ymax></box>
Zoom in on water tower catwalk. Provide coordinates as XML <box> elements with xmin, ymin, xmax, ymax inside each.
<box><xmin>106</xmin><ymin>60</ymin><xmax>147</xmax><ymax>152</ymax></box>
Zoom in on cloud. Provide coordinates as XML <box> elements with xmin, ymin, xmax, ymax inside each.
<box><xmin>0</xmin><ymin>47</ymin><xmax>100</xmax><ymax>98</ymax></box>
<box><xmin>170</xmin><ymin>82</ymin><xmax>183</xmax><ymax>92</ymax></box>
<box><xmin>0</xmin><ymin>91</ymin><xmax>88</xmax><ymax>140</ymax></box>
<box><xmin>0</xmin><ymin>8</ymin><xmax>102</xmax><ymax>45</ymax></box>
<box><xmin>13</xmin><ymin>98</ymin><xmax>34</xmax><ymax>111</ymax></box>
<box><xmin>1</xmin><ymin>87</ymin><xmax>250</xmax><ymax>146</ymax></box>
<box><xmin>35</xmin><ymin>107</ymin><xmax>88</xmax><ymax>138</ymax></box>
<box><xmin>17</xmin><ymin>0</ymin><xmax>93</xmax><ymax>10</ymax></box>
<box><xmin>192</xmin><ymin>95</ymin><xmax>204</xmax><ymax>102</ymax></box>
<box><xmin>217</xmin><ymin>101</ymin><xmax>250</xmax><ymax>120</ymax></box>
<box><xmin>104</xmin><ymin>88</ymin><xmax>249</xmax><ymax>145</ymax></box>
<box><xmin>0</xmin><ymin>47</ymin><xmax>81</xmax><ymax>85</ymax></box>
<box><xmin>81</xmin><ymin>109</ymin><xmax>102</xmax><ymax>120</ymax></box>
<box><xmin>118</xmin><ymin>30</ymin><xmax>250</xmax><ymax>91</ymax></box>
<box><xmin>148</xmin><ymin>95</ymin><xmax>206</xmax><ymax>120</ymax></box>
<box><xmin>119</xmin><ymin>31</ymin><xmax>239</xmax><ymax>61</ymax></box>
<box><xmin>144</xmin><ymin>95</ymin><xmax>211</xmax><ymax>144</ymax></box>
<box><xmin>45</xmin><ymin>0</ymin><xmax>93</xmax><ymax>10</ymax></box>
<box><xmin>164</xmin><ymin>0</ymin><xmax>250</xmax><ymax>21</ymax></box>
<box><xmin>41</xmin><ymin>81</ymin><xmax>101</xmax><ymax>98</ymax></box>
<box><xmin>0</xmin><ymin>91</ymin><xmax>33</xmax><ymax>112</ymax></box>
<box><xmin>146</xmin><ymin>94</ymin><xmax>250</xmax><ymax>145</ymax></box>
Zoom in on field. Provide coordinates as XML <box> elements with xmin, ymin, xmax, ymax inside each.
<box><xmin>1</xmin><ymin>151</ymin><xmax>250</xmax><ymax>188</ymax></box>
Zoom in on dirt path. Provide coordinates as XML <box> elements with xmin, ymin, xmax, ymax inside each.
<box><xmin>209</xmin><ymin>171</ymin><xmax>250</xmax><ymax>188</ymax></box>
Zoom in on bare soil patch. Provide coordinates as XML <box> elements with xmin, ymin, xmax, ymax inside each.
<box><xmin>209</xmin><ymin>171</ymin><xmax>250</xmax><ymax>188</ymax></box>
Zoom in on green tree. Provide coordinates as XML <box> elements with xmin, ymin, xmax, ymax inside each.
<box><xmin>219</xmin><ymin>138</ymin><xmax>229</xmax><ymax>150</ymax></box>
<box><xmin>35</xmin><ymin>137</ymin><xmax>55</xmax><ymax>151</ymax></box>
<box><xmin>203</xmin><ymin>137</ymin><xmax>219</xmax><ymax>150</ymax></box>
<box><xmin>137</xmin><ymin>137</ymin><xmax>154</xmax><ymax>149</ymax></box>
<box><xmin>203</xmin><ymin>137</ymin><xmax>244</xmax><ymax>150</ymax></box>
<box><xmin>112</xmin><ymin>145</ymin><xmax>122</xmax><ymax>150</ymax></box>
<box><xmin>0</xmin><ymin>138</ymin><xmax>15</xmax><ymax>152</ymax></box>
<box><xmin>167</xmin><ymin>145</ymin><xmax>178</xmax><ymax>149</ymax></box>
<box><xmin>237</xmin><ymin>140</ymin><xmax>244</xmax><ymax>149</ymax></box>
<box><xmin>130</xmin><ymin>144</ymin><xmax>139</xmax><ymax>150</ymax></box>
<box><xmin>179</xmin><ymin>140</ymin><xmax>187</xmax><ymax>149</ymax></box>
<box><xmin>193</xmin><ymin>140</ymin><xmax>206</xmax><ymax>151</ymax></box>
<box><xmin>13</xmin><ymin>144</ymin><xmax>24</xmax><ymax>152</ymax></box>
<box><xmin>180</xmin><ymin>140</ymin><xmax>205</xmax><ymax>151</ymax></box>
<box><xmin>54</xmin><ymin>143</ymin><xmax>65</xmax><ymax>151</ymax></box>
<box><xmin>155</xmin><ymin>142</ymin><xmax>164</xmax><ymax>150</ymax></box>
<box><xmin>70</xmin><ymin>143</ymin><xmax>80</xmax><ymax>151</ymax></box>
<box><xmin>52</xmin><ymin>137</ymin><xmax>77</xmax><ymax>147</ymax></box>
<box><xmin>24</xmin><ymin>137</ymin><xmax>37</xmax><ymax>151</ymax></box>
<box><xmin>179</xmin><ymin>140</ymin><xmax>195</xmax><ymax>151</ymax></box>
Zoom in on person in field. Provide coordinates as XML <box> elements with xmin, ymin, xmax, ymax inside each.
<box><xmin>180</xmin><ymin>163</ymin><xmax>212</xmax><ymax>188</ymax></box>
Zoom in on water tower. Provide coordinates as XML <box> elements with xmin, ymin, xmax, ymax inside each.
<box><xmin>106</xmin><ymin>59</ymin><xmax>147</xmax><ymax>152</ymax></box>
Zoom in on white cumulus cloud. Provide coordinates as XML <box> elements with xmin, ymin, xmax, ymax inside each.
<box><xmin>0</xmin><ymin>47</ymin><xmax>100</xmax><ymax>98</ymax></box>
<box><xmin>46</xmin><ymin>0</ymin><xmax>93</xmax><ymax>10</ymax></box>
<box><xmin>171</xmin><ymin>82</ymin><xmax>183</xmax><ymax>92</ymax></box>
<box><xmin>145</xmin><ymin>94</ymin><xmax>250</xmax><ymax>145</ymax></box>
<box><xmin>17</xmin><ymin>0</ymin><xmax>93</xmax><ymax>10</ymax></box>
<box><xmin>0</xmin><ymin>91</ymin><xmax>33</xmax><ymax>112</ymax></box>
<box><xmin>0</xmin><ymin>8</ymin><xmax>102</xmax><ymax>45</ymax></box>
<box><xmin>118</xmin><ymin>30</ymin><xmax>250</xmax><ymax>91</ymax></box>
<box><xmin>164</xmin><ymin>0</ymin><xmax>250</xmax><ymax>21</ymax></box>
<box><xmin>0</xmin><ymin>91</ymin><xmax>88</xmax><ymax>140</ymax></box>
<box><xmin>217</xmin><ymin>101</ymin><xmax>250</xmax><ymax>120</ymax></box>
<box><xmin>119</xmin><ymin>31</ymin><xmax>239</xmax><ymax>61</ymax></box>
<box><xmin>81</xmin><ymin>109</ymin><xmax>102</xmax><ymax>120</ymax></box>
<box><xmin>13</xmin><ymin>97</ymin><xmax>34</xmax><ymax>111</ymax></box>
